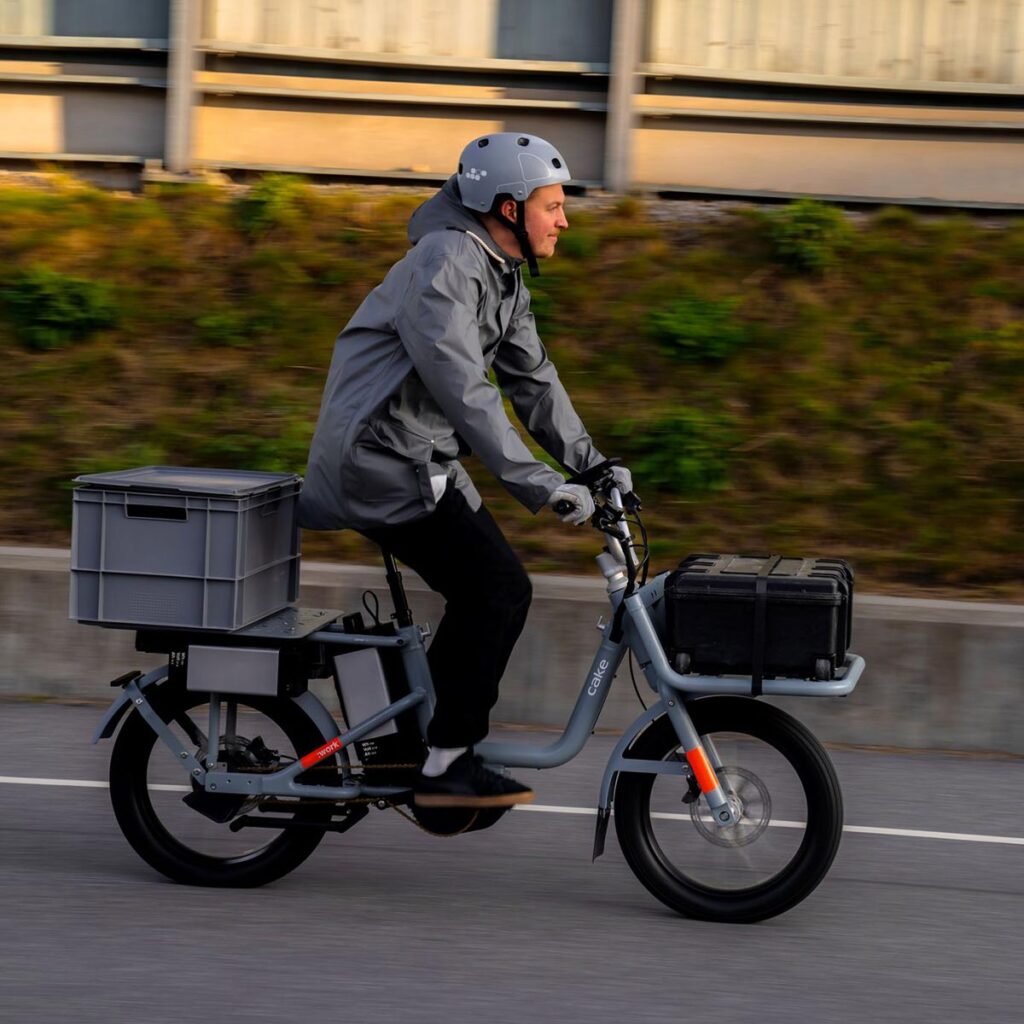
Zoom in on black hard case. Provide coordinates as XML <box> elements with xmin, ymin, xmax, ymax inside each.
<box><xmin>665</xmin><ymin>554</ymin><xmax>854</xmax><ymax>683</ymax></box>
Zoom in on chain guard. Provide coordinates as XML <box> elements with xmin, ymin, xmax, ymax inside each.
<box><xmin>407</xmin><ymin>805</ymin><xmax>509</xmax><ymax>836</ymax></box>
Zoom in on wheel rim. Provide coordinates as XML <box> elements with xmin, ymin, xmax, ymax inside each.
<box><xmin>688</xmin><ymin>765</ymin><xmax>772</xmax><ymax>848</ymax></box>
<box><xmin>130</xmin><ymin>695</ymin><xmax>313</xmax><ymax>864</ymax></box>
<box><xmin>645</xmin><ymin>731</ymin><xmax>810</xmax><ymax>894</ymax></box>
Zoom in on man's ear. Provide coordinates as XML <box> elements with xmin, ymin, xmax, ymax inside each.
<box><xmin>500</xmin><ymin>198</ymin><xmax>518</xmax><ymax>222</ymax></box>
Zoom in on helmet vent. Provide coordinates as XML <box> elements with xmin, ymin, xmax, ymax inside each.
<box><xmin>517</xmin><ymin>137</ymin><xmax>530</xmax><ymax>146</ymax></box>
<box><xmin>458</xmin><ymin>162</ymin><xmax>463</xmax><ymax>173</ymax></box>
<box><xmin>552</xmin><ymin>157</ymin><xmax>562</xmax><ymax>168</ymax></box>
<box><xmin>478</xmin><ymin>138</ymin><xmax>489</xmax><ymax>148</ymax></box>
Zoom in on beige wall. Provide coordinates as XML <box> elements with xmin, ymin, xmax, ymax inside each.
<box><xmin>633</xmin><ymin>126</ymin><xmax>1024</xmax><ymax>202</ymax></box>
<box><xmin>195</xmin><ymin>103</ymin><xmax>504</xmax><ymax>172</ymax></box>
<box><xmin>0</xmin><ymin>89</ymin><xmax>62</xmax><ymax>151</ymax></box>
<box><xmin>204</xmin><ymin>0</ymin><xmax>504</xmax><ymax>58</ymax></box>
<box><xmin>0</xmin><ymin>0</ymin><xmax>1020</xmax><ymax>204</ymax></box>
<box><xmin>646</xmin><ymin>0</ymin><xmax>1024</xmax><ymax>87</ymax></box>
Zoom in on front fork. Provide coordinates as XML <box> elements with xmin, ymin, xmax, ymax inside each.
<box><xmin>593</xmin><ymin>691</ymin><xmax>740</xmax><ymax>860</ymax></box>
<box><xmin>658</xmin><ymin>685</ymin><xmax>738</xmax><ymax>827</ymax></box>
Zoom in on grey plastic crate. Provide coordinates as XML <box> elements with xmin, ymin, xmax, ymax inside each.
<box><xmin>70</xmin><ymin>467</ymin><xmax>301</xmax><ymax>631</ymax></box>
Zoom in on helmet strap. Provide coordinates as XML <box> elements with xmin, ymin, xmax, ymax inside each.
<box><xmin>496</xmin><ymin>199</ymin><xmax>540</xmax><ymax>278</ymax></box>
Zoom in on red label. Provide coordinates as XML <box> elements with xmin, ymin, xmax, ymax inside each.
<box><xmin>300</xmin><ymin>736</ymin><xmax>343</xmax><ymax>769</ymax></box>
<box><xmin>685</xmin><ymin>746</ymin><xmax>720</xmax><ymax>794</ymax></box>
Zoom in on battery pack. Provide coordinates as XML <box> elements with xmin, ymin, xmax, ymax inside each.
<box><xmin>330</xmin><ymin>631</ymin><xmax>425</xmax><ymax>774</ymax></box>
<box><xmin>332</xmin><ymin>649</ymin><xmax>398</xmax><ymax>740</ymax></box>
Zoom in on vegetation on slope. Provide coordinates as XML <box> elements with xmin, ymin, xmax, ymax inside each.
<box><xmin>0</xmin><ymin>173</ymin><xmax>1020</xmax><ymax>597</ymax></box>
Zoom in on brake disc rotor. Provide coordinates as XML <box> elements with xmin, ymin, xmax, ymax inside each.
<box><xmin>689</xmin><ymin>765</ymin><xmax>772</xmax><ymax>848</ymax></box>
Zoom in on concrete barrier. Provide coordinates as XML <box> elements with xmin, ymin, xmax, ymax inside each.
<box><xmin>2</xmin><ymin>546</ymin><xmax>1021</xmax><ymax>754</ymax></box>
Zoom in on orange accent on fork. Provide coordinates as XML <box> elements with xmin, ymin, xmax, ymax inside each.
<box><xmin>685</xmin><ymin>746</ymin><xmax>719</xmax><ymax>793</ymax></box>
<box><xmin>299</xmin><ymin>736</ymin><xmax>343</xmax><ymax>769</ymax></box>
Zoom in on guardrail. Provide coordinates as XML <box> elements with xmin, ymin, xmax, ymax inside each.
<box><xmin>2</xmin><ymin>546</ymin><xmax>1021</xmax><ymax>755</ymax></box>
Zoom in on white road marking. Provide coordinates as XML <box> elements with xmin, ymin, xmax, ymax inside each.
<box><xmin>3</xmin><ymin>777</ymin><xmax>1023</xmax><ymax>847</ymax></box>
<box><xmin>0</xmin><ymin>776</ymin><xmax>188</xmax><ymax>793</ymax></box>
<box><xmin>517</xmin><ymin>803</ymin><xmax>1024</xmax><ymax>846</ymax></box>
<box><xmin>0</xmin><ymin>776</ymin><xmax>107</xmax><ymax>789</ymax></box>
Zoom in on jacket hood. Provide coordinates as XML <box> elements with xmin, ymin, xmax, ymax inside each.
<box><xmin>408</xmin><ymin>176</ymin><xmax>519</xmax><ymax>265</ymax></box>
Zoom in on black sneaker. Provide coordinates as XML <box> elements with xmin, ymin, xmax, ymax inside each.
<box><xmin>414</xmin><ymin>751</ymin><xmax>535</xmax><ymax>809</ymax></box>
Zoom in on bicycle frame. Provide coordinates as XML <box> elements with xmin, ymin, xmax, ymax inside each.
<box><xmin>93</xmin><ymin>488</ymin><xmax>865</xmax><ymax>849</ymax></box>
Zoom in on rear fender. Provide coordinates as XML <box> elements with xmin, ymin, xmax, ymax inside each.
<box><xmin>91</xmin><ymin>665</ymin><xmax>168</xmax><ymax>744</ymax></box>
<box><xmin>92</xmin><ymin>669</ymin><xmax>341</xmax><ymax>748</ymax></box>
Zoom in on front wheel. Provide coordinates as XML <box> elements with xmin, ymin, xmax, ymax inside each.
<box><xmin>614</xmin><ymin>697</ymin><xmax>843</xmax><ymax>923</ymax></box>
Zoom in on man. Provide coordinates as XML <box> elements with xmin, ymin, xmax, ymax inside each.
<box><xmin>299</xmin><ymin>132</ymin><xmax>630</xmax><ymax>808</ymax></box>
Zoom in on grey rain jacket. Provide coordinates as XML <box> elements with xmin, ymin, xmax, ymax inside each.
<box><xmin>298</xmin><ymin>176</ymin><xmax>604</xmax><ymax>531</ymax></box>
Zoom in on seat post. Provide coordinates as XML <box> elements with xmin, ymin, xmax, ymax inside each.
<box><xmin>380</xmin><ymin>549</ymin><xmax>414</xmax><ymax>628</ymax></box>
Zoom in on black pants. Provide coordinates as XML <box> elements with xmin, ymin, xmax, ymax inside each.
<box><xmin>359</xmin><ymin>486</ymin><xmax>532</xmax><ymax>748</ymax></box>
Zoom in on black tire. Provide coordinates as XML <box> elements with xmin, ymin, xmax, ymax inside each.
<box><xmin>109</xmin><ymin>679</ymin><xmax>340</xmax><ymax>887</ymax></box>
<box><xmin>614</xmin><ymin>697</ymin><xmax>843</xmax><ymax>923</ymax></box>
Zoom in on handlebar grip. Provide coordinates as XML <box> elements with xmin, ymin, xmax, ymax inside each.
<box><xmin>553</xmin><ymin>499</ymin><xmax>575</xmax><ymax>516</ymax></box>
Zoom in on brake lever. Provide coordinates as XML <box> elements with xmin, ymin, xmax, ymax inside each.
<box><xmin>621</xmin><ymin>490</ymin><xmax>642</xmax><ymax>514</ymax></box>
<box><xmin>591</xmin><ymin>504</ymin><xmax>622</xmax><ymax>531</ymax></box>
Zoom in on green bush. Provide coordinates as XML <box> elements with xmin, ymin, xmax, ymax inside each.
<box><xmin>0</xmin><ymin>265</ymin><xmax>117</xmax><ymax>350</ymax></box>
<box><xmin>767</xmin><ymin>198</ymin><xmax>851</xmax><ymax>273</ymax></box>
<box><xmin>616</xmin><ymin>408</ymin><xmax>737</xmax><ymax>494</ymax></box>
<box><xmin>194</xmin><ymin>307</ymin><xmax>251</xmax><ymax>348</ymax></box>
<box><xmin>647</xmin><ymin>292</ymin><xmax>746</xmax><ymax>363</ymax></box>
<box><xmin>233</xmin><ymin>174</ymin><xmax>309</xmax><ymax>237</ymax></box>
<box><xmin>556</xmin><ymin>226</ymin><xmax>597</xmax><ymax>260</ymax></box>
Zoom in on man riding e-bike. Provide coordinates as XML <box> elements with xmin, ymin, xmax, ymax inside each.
<box><xmin>299</xmin><ymin>133</ymin><xmax>631</xmax><ymax>808</ymax></box>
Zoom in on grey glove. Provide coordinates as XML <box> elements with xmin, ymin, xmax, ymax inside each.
<box><xmin>609</xmin><ymin>465</ymin><xmax>633</xmax><ymax>496</ymax></box>
<box><xmin>547</xmin><ymin>483</ymin><xmax>596</xmax><ymax>526</ymax></box>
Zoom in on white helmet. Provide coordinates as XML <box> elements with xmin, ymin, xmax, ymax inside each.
<box><xmin>457</xmin><ymin>132</ymin><xmax>571</xmax><ymax>212</ymax></box>
<box><xmin>456</xmin><ymin>133</ymin><xmax>571</xmax><ymax>276</ymax></box>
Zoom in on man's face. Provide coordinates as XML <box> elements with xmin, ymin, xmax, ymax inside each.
<box><xmin>522</xmin><ymin>184</ymin><xmax>569</xmax><ymax>259</ymax></box>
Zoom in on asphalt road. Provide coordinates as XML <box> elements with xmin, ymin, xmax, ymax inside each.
<box><xmin>0</xmin><ymin>701</ymin><xmax>1022</xmax><ymax>1024</ymax></box>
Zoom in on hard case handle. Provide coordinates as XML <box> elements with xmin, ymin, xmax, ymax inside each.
<box><xmin>123</xmin><ymin>503</ymin><xmax>188</xmax><ymax>522</ymax></box>
<box><xmin>750</xmin><ymin>555</ymin><xmax>783</xmax><ymax>697</ymax></box>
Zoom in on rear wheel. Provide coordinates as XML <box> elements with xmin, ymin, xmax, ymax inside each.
<box><xmin>614</xmin><ymin>697</ymin><xmax>842</xmax><ymax>923</ymax></box>
<box><xmin>109</xmin><ymin>680</ymin><xmax>341</xmax><ymax>887</ymax></box>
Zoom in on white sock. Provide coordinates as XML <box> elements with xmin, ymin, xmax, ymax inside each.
<box><xmin>421</xmin><ymin>746</ymin><xmax>468</xmax><ymax>777</ymax></box>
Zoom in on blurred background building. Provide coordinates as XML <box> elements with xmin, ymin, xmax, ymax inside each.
<box><xmin>0</xmin><ymin>0</ymin><xmax>1021</xmax><ymax>203</ymax></box>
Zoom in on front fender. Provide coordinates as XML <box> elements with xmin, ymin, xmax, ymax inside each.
<box><xmin>592</xmin><ymin>702</ymin><xmax>669</xmax><ymax>860</ymax></box>
<box><xmin>596</xmin><ymin>702</ymin><xmax>668</xmax><ymax>812</ymax></box>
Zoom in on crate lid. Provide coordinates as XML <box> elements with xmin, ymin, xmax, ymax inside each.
<box><xmin>73</xmin><ymin>466</ymin><xmax>301</xmax><ymax>497</ymax></box>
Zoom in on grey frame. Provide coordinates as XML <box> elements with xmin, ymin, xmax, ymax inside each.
<box><xmin>93</xmin><ymin>490</ymin><xmax>865</xmax><ymax>820</ymax></box>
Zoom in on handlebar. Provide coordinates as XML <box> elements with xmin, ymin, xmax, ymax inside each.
<box><xmin>552</xmin><ymin>459</ymin><xmax>646</xmax><ymax>585</ymax></box>
<box><xmin>564</xmin><ymin>457</ymin><xmax>622</xmax><ymax>489</ymax></box>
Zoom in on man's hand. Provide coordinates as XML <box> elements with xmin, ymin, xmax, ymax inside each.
<box><xmin>609</xmin><ymin>465</ymin><xmax>633</xmax><ymax>496</ymax></box>
<box><xmin>547</xmin><ymin>483</ymin><xmax>595</xmax><ymax>526</ymax></box>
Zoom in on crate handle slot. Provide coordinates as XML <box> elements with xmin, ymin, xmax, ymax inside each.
<box><xmin>124</xmin><ymin>503</ymin><xmax>188</xmax><ymax>522</ymax></box>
